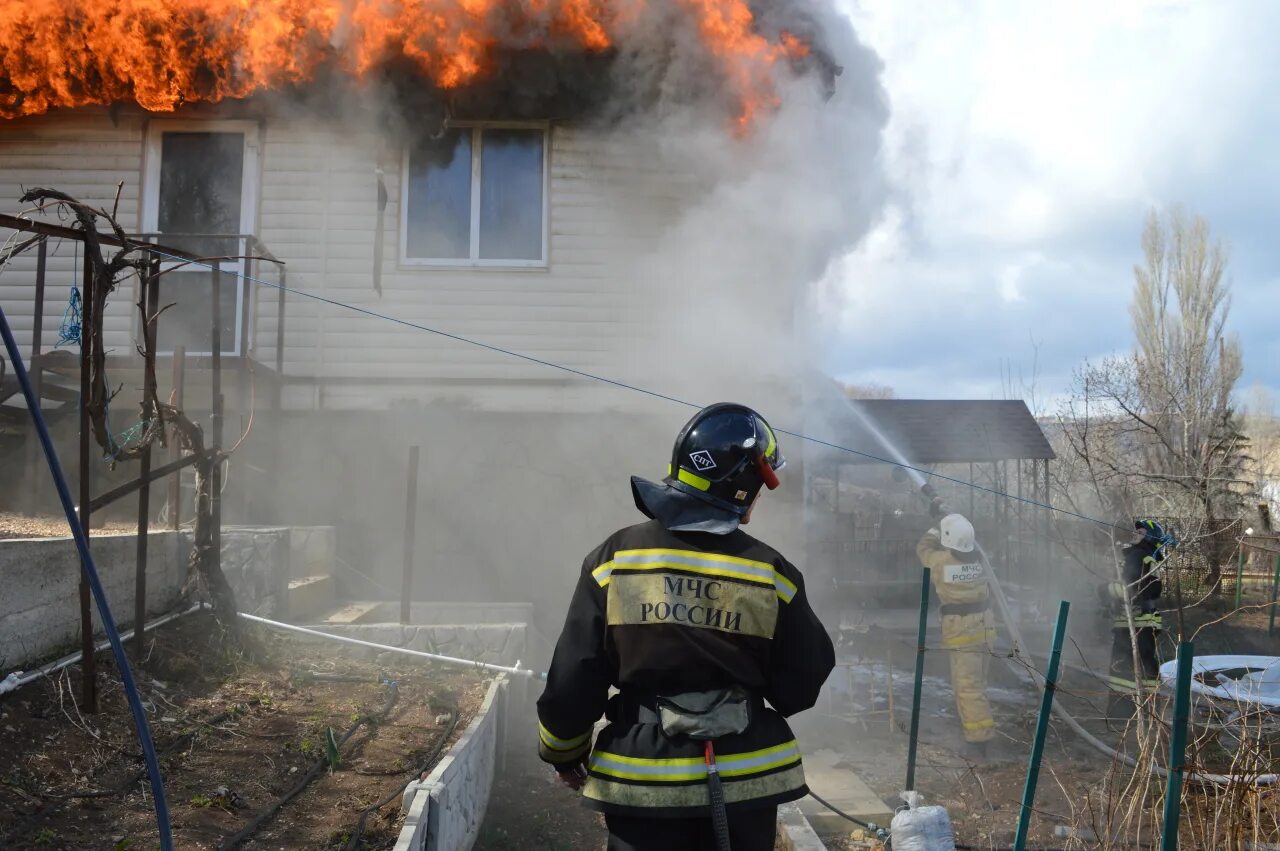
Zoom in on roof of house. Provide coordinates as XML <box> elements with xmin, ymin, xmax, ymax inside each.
<box><xmin>806</xmin><ymin>398</ymin><xmax>1056</xmax><ymax>464</ymax></box>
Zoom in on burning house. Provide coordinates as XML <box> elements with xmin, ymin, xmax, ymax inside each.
<box><xmin>0</xmin><ymin>0</ymin><xmax>887</xmax><ymax>632</ymax></box>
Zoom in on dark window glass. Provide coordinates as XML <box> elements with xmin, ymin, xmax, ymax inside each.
<box><xmin>406</xmin><ymin>131</ymin><xmax>473</xmax><ymax>260</ymax></box>
<box><xmin>157</xmin><ymin>132</ymin><xmax>244</xmax><ymax>258</ymax></box>
<box><xmin>154</xmin><ymin>270</ymin><xmax>239</xmax><ymax>356</ymax></box>
<box><xmin>478</xmin><ymin>130</ymin><xmax>544</xmax><ymax>261</ymax></box>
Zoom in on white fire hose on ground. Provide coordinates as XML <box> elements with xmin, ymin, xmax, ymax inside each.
<box><xmin>2</xmin><ymin>605</ymin><xmax>543</xmax><ymax>701</ymax></box>
<box><xmin>237</xmin><ymin>612</ymin><xmax>544</xmax><ymax>679</ymax></box>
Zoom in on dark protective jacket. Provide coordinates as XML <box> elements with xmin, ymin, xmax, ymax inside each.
<box><xmin>1122</xmin><ymin>540</ymin><xmax>1163</xmax><ymax>606</ymax></box>
<box><xmin>1108</xmin><ymin>539</ymin><xmax>1164</xmax><ymax>631</ymax></box>
<box><xmin>536</xmin><ymin>510</ymin><xmax>835</xmax><ymax>817</ymax></box>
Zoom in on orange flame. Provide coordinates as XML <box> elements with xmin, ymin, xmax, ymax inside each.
<box><xmin>0</xmin><ymin>0</ymin><xmax>808</xmax><ymax>127</ymax></box>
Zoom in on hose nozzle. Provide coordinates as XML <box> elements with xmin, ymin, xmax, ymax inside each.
<box><xmin>919</xmin><ymin>483</ymin><xmax>950</xmax><ymax>519</ymax></box>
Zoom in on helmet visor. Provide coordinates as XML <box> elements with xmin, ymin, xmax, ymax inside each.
<box><xmin>758</xmin><ymin>419</ymin><xmax>785</xmax><ymax>471</ymax></box>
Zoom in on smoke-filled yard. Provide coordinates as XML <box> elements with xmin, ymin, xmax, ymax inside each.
<box><xmin>1</xmin><ymin>0</ymin><xmax>1279</xmax><ymax>848</ymax></box>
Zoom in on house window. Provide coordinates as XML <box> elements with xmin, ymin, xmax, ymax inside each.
<box><xmin>402</xmin><ymin>125</ymin><xmax>547</xmax><ymax>267</ymax></box>
<box><xmin>141</xmin><ymin>120</ymin><xmax>259</xmax><ymax>356</ymax></box>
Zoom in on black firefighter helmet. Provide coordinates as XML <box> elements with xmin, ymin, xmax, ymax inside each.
<box><xmin>1135</xmin><ymin>518</ymin><xmax>1178</xmax><ymax>561</ymax></box>
<box><xmin>665</xmin><ymin>403</ymin><xmax>786</xmax><ymax>516</ymax></box>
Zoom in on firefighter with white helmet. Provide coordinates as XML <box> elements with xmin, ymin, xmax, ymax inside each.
<box><xmin>917</xmin><ymin>509</ymin><xmax>996</xmax><ymax>758</ymax></box>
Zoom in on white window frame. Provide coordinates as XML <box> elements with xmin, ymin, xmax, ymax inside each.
<box><xmin>399</xmin><ymin>121</ymin><xmax>550</xmax><ymax>269</ymax></box>
<box><xmin>140</xmin><ymin>119</ymin><xmax>260</xmax><ymax>356</ymax></box>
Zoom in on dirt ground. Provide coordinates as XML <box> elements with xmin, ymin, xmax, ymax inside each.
<box><xmin>475</xmin><ymin>749</ymin><xmax>790</xmax><ymax>851</ymax></box>
<box><xmin>0</xmin><ymin>613</ymin><xmax>486</xmax><ymax>850</ymax></box>
<box><xmin>475</xmin><ymin>750</ymin><xmax>607</xmax><ymax>851</ymax></box>
<box><xmin>476</xmin><ymin>599</ymin><xmax>1280</xmax><ymax>851</ymax></box>
<box><xmin>807</xmin><ymin>598</ymin><xmax>1280</xmax><ymax>850</ymax></box>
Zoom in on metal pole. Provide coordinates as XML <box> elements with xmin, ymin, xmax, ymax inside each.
<box><xmin>1161</xmin><ymin>641</ymin><xmax>1195</xmax><ymax>851</ymax></box>
<box><xmin>1268</xmin><ymin>555</ymin><xmax>1280</xmax><ymax>637</ymax></box>
<box><xmin>31</xmin><ymin>236</ymin><xmax>46</xmax><ymax>392</ymax></box>
<box><xmin>1013</xmin><ymin>600</ymin><xmax>1071</xmax><ymax>851</ymax></box>
<box><xmin>168</xmin><ymin>345</ymin><xmax>185</xmax><ymax>530</ymax></box>
<box><xmin>968</xmin><ymin>461</ymin><xmax>975</xmax><ymax>518</ymax></box>
<box><xmin>275</xmin><ymin>269</ymin><xmax>286</xmax><ymax>376</ymax></box>
<box><xmin>1042</xmin><ymin>459</ymin><xmax>1052</xmax><ymax>588</ymax></box>
<box><xmin>400</xmin><ymin>445</ymin><xmax>421</xmax><ymax>625</ymax></box>
<box><xmin>27</xmin><ymin>238</ymin><xmax>48</xmax><ymax>499</ymax></box>
<box><xmin>211</xmin><ymin>267</ymin><xmax>223</xmax><ymax>574</ymax></box>
<box><xmin>77</xmin><ymin>250</ymin><xmax>97</xmax><ymax>712</ymax></box>
<box><xmin>1016</xmin><ymin>458</ymin><xmax>1023</xmax><ymax>567</ymax></box>
<box><xmin>905</xmin><ymin>566</ymin><xmax>930</xmax><ymax>792</ymax></box>
<box><xmin>1234</xmin><ymin>544</ymin><xmax>1245</xmax><ymax>611</ymax></box>
<box><xmin>886</xmin><ymin>641</ymin><xmax>894</xmax><ymax>732</ymax></box>
<box><xmin>134</xmin><ymin>262</ymin><xmax>159</xmax><ymax>655</ymax></box>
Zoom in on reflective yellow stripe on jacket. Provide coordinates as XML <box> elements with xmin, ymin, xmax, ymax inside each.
<box><xmin>538</xmin><ymin>721</ymin><xmax>592</xmax><ymax>764</ymax></box>
<box><xmin>583</xmin><ymin>740</ymin><xmax>806</xmax><ymax>810</ymax></box>
<box><xmin>1107</xmin><ymin>676</ymin><xmax>1162</xmax><ymax>695</ymax></box>
<box><xmin>1113</xmin><ymin>613</ymin><xmax>1163</xmax><ymax>629</ymax></box>
<box><xmin>592</xmin><ymin>548</ymin><xmax>797</xmax><ymax>603</ymax></box>
<box><xmin>589</xmin><ymin>741</ymin><xmax>801</xmax><ymax>781</ymax></box>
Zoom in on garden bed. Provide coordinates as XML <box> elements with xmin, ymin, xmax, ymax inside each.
<box><xmin>0</xmin><ymin>612</ymin><xmax>487</xmax><ymax>850</ymax></box>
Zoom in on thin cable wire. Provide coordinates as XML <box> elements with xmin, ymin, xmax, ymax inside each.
<box><xmin>131</xmin><ymin>243</ymin><xmax>1121</xmax><ymax>529</ymax></box>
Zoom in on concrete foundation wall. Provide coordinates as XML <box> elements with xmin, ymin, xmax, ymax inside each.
<box><xmin>220</xmin><ymin>526</ymin><xmax>292</xmax><ymax>616</ymax></box>
<box><xmin>397</xmin><ymin>677</ymin><xmax>508</xmax><ymax>851</ymax></box>
<box><xmin>0</xmin><ymin>525</ymin><xmax>334</xmax><ymax>670</ymax></box>
<box><xmin>778</xmin><ymin>802</ymin><xmax>830</xmax><ymax>850</ymax></box>
<box><xmin>0</xmin><ymin>531</ymin><xmax>187</xmax><ymax>669</ymax></box>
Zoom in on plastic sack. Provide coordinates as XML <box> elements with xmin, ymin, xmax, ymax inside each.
<box><xmin>890</xmin><ymin>791</ymin><xmax>956</xmax><ymax>851</ymax></box>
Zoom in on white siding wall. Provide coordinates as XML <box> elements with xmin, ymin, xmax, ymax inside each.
<box><xmin>0</xmin><ymin>111</ymin><xmax>697</xmax><ymax>413</ymax></box>
<box><xmin>0</xmin><ymin>112</ymin><xmax>146</xmax><ymax>361</ymax></box>
<box><xmin>255</xmin><ymin>119</ymin><xmax>694</xmax><ymax>411</ymax></box>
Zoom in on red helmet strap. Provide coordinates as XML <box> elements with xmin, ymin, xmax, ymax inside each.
<box><xmin>755</xmin><ymin>452</ymin><xmax>780</xmax><ymax>490</ymax></box>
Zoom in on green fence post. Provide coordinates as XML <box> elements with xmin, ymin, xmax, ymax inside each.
<box><xmin>905</xmin><ymin>566</ymin><xmax>930</xmax><ymax>793</ymax></box>
<box><xmin>1012</xmin><ymin>600</ymin><xmax>1070</xmax><ymax>851</ymax></box>
<box><xmin>1235</xmin><ymin>546</ymin><xmax>1246</xmax><ymax>611</ymax></box>
<box><xmin>1161</xmin><ymin>641</ymin><xmax>1195</xmax><ymax>851</ymax></box>
<box><xmin>1269</xmin><ymin>556</ymin><xmax>1280</xmax><ymax>637</ymax></box>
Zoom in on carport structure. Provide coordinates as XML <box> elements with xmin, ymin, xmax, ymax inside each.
<box><xmin>801</xmin><ymin>398</ymin><xmax>1057</xmax><ymax>603</ymax></box>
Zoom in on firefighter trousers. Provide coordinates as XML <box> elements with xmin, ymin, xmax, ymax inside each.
<box><xmin>1107</xmin><ymin>626</ymin><xmax>1160</xmax><ymax>721</ymax></box>
<box><xmin>604</xmin><ymin>805</ymin><xmax>777</xmax><ymax>851</ymax></box>
<box><xmin>941</xmin><ymin>611</ymin><xmax>996</xmax><ymax>743</ymax></box>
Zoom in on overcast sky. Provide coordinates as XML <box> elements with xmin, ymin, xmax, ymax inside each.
<box><xmin>821</xmin><ymin>0</ymin><xmax>1279</xmax><ymax>409</ymax></box>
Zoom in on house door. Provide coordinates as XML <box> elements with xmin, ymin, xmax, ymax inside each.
<box><xmin>141</xmin><ymin>121</ymin><xmax>259</xmax><ymax>356</ymax></box>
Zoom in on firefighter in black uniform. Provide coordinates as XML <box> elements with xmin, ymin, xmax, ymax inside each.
<box><xmin>536</xmin><ymin>403</ymin><xmax>835</xmax><ymax>851</ymax></box>
<box><xmin>1105</xmin><ymin>519</ymin><xmax>1177</xmax><ymax>721</ymax></box>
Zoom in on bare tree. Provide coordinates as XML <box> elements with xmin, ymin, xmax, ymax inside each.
<box><xmin>1056</xmin><ymin>207</ymin><xmax>1251</xmax><ymax>591</ymax></box>
<box><xmin>842</xmin><ymin>381</ymin><xmax>895</xmax><ymax>400</ymax></box>
<box><xmin>1243</xmin><ymin>385</ymin><xmax>1280</xmax><ymax>517</ymax></box>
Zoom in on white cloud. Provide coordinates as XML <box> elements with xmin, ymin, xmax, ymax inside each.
<box><xmin>818</xmin><ymin>0</ymin><xmax>1280</xmax><ymax>400</ymax></box>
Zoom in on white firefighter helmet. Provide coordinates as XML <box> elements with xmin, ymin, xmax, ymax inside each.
<box><xmin>940</xmin><ymin>514</ymin><xmax>975</xmax><ymax>553</ymax></box>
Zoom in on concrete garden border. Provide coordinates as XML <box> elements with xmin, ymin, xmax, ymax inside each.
<box><xmin>778</xmin><ymin>801</ymin><xmax>830</xmax><ymax>850</ymax></box>
<box><xmin>396</xmin><ymin>675</ymin><xmax>509</xmax><ymax>851</ymax></box>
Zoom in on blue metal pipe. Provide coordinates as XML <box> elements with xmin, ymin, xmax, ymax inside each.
<box><xmin>0</xmin><ymin>303</ymin><xmax>173</xmax><ymax>850</ymax></box>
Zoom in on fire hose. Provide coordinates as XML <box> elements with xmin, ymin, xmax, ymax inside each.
<box><xmin>703</xmin><ymin>741</ymin><xmax>733</xmax><ymax>851</ymax></box>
